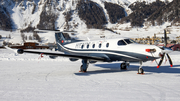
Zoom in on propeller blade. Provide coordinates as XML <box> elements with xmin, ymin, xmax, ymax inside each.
<box><xmin>157</xmin><ymin>53</ymin><xmax>165</xmax><ymax>68</ymax></box>
<box><xmin>166</xmin><ymin>54</ymin><xmax>173</xmax><ymax>67</ymax></box>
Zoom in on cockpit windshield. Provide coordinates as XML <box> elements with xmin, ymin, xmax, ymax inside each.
<box><xmin>124</xmin><ymin>39</ymin><xmax>135</xmax><ymax>44</ymax></box>
<box><xmin>117</xmin><ymin>40</ymin><xmax>126</xmax><ymax>45</ymax></box>
<box><xmin>117</xmin><ymin>39</ymin><xmax>135</xmax><ymax>46</ymax></box>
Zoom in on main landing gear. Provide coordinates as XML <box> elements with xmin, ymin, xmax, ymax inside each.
<box><xmin>79</xmin><ymin>59</ymin><xmax>89</xmax><ymax>72</ymax></box>
<box><xmin>120</xmin><ymin>62</ymin><xmax>129</xmax><ymax>70</ymax></box>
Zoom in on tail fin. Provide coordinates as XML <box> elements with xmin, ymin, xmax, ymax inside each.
<box><xmin>55</xmin><ymin>32</ymin><xmax>72</xmax><ymax>52</ymax></box>
<box><xmin>34</xmin><ymin>29</ymin><xmax>74</xmax><ymax>52</ymax></box>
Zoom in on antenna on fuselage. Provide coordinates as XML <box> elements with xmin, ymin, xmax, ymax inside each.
<box><xmin>87</xmin><ymin>37</ymin><xmax>90</xmax><ymax>41</ymax></box>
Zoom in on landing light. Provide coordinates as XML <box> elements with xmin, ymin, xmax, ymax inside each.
<box><xmin>145</xmin><ymin>49</ymin><xmax>156</xmax><ymax>53</ymax></box>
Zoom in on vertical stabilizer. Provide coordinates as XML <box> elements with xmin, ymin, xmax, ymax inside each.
<box><xmin>55</xmin><ymin>32</ymin><xmax>71</xmax><ymax>52</ymax></box>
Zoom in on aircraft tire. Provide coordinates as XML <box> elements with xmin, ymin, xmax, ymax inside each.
<box><xmin>80</xmin><ymin>65</ymin><xmax>87</xmax><ymax>72</ymax></box>
<box><xmin>138</xmin><ymin>68</ymin><xmax>144</xmax><ymax>74</ymax></box>
<box><xmin>120</xmin><ymin>63</ymin><xmax>127</xmax><ymax>70</ymax></box>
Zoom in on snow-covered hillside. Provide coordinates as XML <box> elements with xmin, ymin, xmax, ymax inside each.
<box><xmin>0</xmin><ymin>0</ymin><xmax>179</xmax><ymax>45</ymax></box>
<box><xmin>1</xmin><ymin>0</ymin><xmax>124</xmax><ymax>29</ymax></box>
<box><xmin>0</xmin><ymin>0</ymin><xmax>173</xmax><ymax>30</ymax></box>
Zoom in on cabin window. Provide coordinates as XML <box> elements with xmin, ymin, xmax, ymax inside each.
<box><xmin>87</xmin><ymin>44</ymin><xmax>89</xmax><ymax>48</ymax></box>
<box><xmin>92</xmin><ymin>44</ymin><xmax>95</xmax><ymax>48</ymax></box>
<box><xmin>117</xmin><ymin>40</ymin><xmax>126</xmax><ymax>45</ymax></box>
<box><xmin>99</xmin><ymin>44</ymin><xmax>102</xmax><ymax>48</ymax></box>
<box><xmin>81</xmin><ymin>45</ymin><xmax>84</xmax><ymax>49</ymax></box>
<box><xmin>106</xmin><ymin>43</ymin><xmax>109</xmax><ymax>48</ymax></box>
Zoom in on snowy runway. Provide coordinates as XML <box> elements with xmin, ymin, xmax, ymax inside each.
<box><xmin>0</xmin><ymin>49</ymin><xmax>180</xmax><ymax>101</ymax></box>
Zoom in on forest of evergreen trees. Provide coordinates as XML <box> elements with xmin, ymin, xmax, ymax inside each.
<box><xmin>104</xmin><ymin>2</ymin><xmax>125</xmax><ymax>24</ymax></box>
<box><xmin>76</xmin><ymin>0</ymin><xmax>107</xmax><ymax>29</ymax></box>
<box><xmin>37</xmin><ymin>1</ymin><xmax>58</xmax><ymax>30</ymax></box>
<box><xmin>37</xmin><ymin>11</ymin><xmax>58</xmax><ymax>30</ymax></box>
<box><xmin>0</xmin><ymin>6</ymin><xmax>13</xmax><ymax>30</ymax></box>
<box><xmin>148</xmin><ymin>0</ymin><xmax>180</xmax><ymax>25</ymax></box>
<box><xmin>120</xmin><ymin>0</ymin><xmax>166</xmax><ymax>27</ymax></box>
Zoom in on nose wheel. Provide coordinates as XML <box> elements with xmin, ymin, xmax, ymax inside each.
<box><xmin>137</xmin><ymin>61</ymin><xmax>144</xmax><ymax>74</ymax></box>
<box><xmin>138</xmin><ymin>68</ymin><xmax>144</xmax><ymax>74</ymax></box>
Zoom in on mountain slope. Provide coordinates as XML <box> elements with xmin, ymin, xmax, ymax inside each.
<box><xmin>148</xmin><ymin>0</ymin><xmax>180</xmax><ymax>25</ymax></box>
<box><xmin>0</xmin><ymin>0</ymin><xmax>178</xmax><ymax>32</ymax></box>
<box><xmin>0</xmin><ymin>0</ymin><xmax>131</xmax><ymax>31</ymax></box>
<box><xmin>0</xmin><ymin>1</ymin><xmax>13</xmax><ymax>30</ymax></box>
<box><xmin>120</xmin><ymin>0</ymin><xmax>166</xmax><ymax>27</ymax></box>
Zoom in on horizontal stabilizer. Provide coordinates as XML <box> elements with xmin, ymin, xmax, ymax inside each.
<box><xmin>34</xmin><ymin>29</ymin><xmax>77</xmax><ymax>33</ymax></box>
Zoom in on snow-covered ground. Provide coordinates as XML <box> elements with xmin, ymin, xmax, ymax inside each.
<box><xmin>0</xmin><ymin>49</ymin><xmax>180</xmax><ymax>101</ymax></box>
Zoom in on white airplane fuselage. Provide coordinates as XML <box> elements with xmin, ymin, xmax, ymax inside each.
<box><xmin>58</xmin><ymin>37</ymin><xmax>162</xmax><ymax>62</ymax></box>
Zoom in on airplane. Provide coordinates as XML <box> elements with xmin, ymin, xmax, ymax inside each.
<box><xmin>16</xmin><ymin>29</ymin><xmax>173</xmax><ymax>74</ymax></box>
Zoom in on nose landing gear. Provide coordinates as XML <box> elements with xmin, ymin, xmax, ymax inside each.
<box><xmin>137</xmin><ymin>61</ymin><xmax>144</xmax><ymax>74</ymax></box>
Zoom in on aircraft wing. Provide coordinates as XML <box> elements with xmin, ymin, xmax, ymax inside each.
<box><xmin>17</xmin><ymin>49</ymin><xmax>106</xmax><ymax>61</ymax></box>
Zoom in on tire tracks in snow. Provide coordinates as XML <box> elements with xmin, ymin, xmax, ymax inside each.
<box><xmin>141</xmin><ymin>83</ymin><xmax>167</xmax><ymax>101</ymax></box>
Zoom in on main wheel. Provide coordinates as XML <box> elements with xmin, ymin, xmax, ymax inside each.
<box><xmin>120</xmin><ymin>63</ymin><xmax>127</xmax><ymax>70</ymax></box>
<box><xmin>138</xmin><ymin>68</ymin><xmax>144</xmax><ymax>74</ymax></box>
<box><xmin>80</xmin><ymin>65</ymin><xmax>87</xmax><ymax>72</ymax></box>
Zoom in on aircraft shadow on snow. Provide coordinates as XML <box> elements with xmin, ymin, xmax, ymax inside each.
<box><xmin>74</xmin><ymin>63</ymin><xmax>180</xmax><ymax>76</ymax></box>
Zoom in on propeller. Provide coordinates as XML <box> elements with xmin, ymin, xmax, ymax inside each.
<box><xmin>157</xmin><ymin>53</ymin><xmax>165</xmax><ymax>68</ymax></box>
<box><xmin>157</xmin><ymin>52</ymin><xmax>173</xmax><ymax>68</ymax></box>
<box><xmin>157</xmin><ymin>29</ymin><xmax>173</xmax><ymax>68</ymax></box>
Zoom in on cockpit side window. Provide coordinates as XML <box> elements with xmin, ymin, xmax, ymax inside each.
<box><xmin>117</xmin><ymin>40</ymin><xmax>126</xmax><ymax>45</ymax></box>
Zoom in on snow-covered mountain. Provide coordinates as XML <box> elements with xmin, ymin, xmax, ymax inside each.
<box><xmin>1</xmin><ymin>0</ymin><xmax>179</xmax><ymax>46</ymax></box>
<box><xmin>0</xmin><ymin>0</ymin><xmax>174</xmax><ymax>31</ymax></box>
<box><xmin>0</xmin><ymin>0</ymin><xmax>130</xmax><ymax>30</ymax></box>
